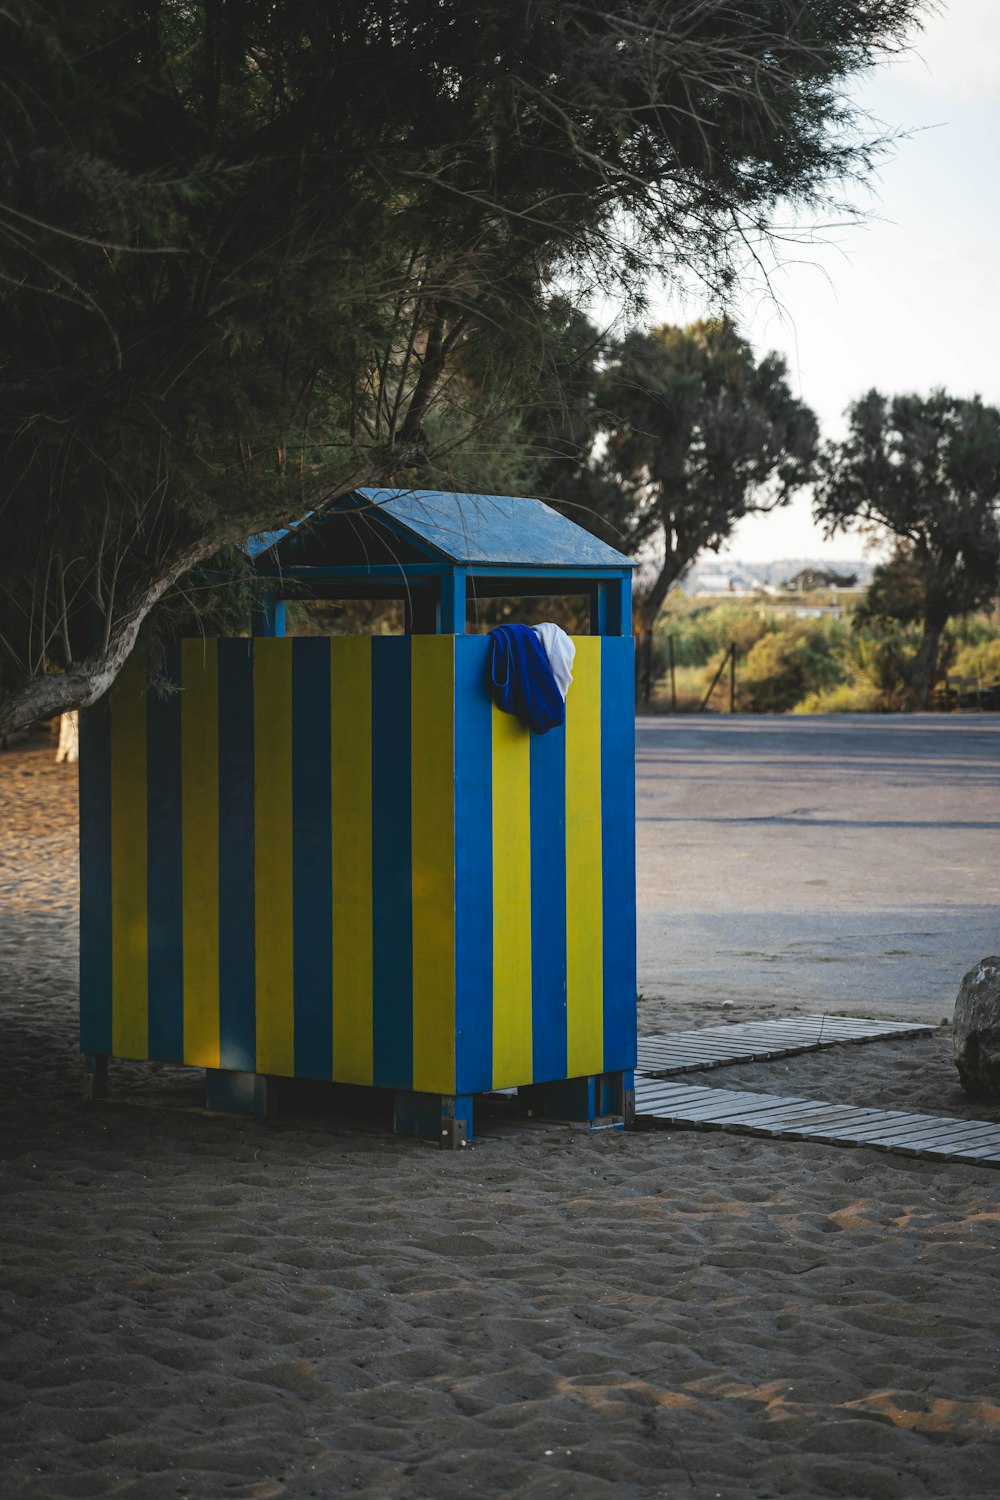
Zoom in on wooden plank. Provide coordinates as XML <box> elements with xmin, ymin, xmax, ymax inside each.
<box><xmin>848</xmin><ymin>1111</ymin><xmax>989</xmax><ymax>1143</ymax></box>
<box><xmin>564</xmin><ymin>638</ymin><xmax>604</xmax><ymax>1080</ymax></box>
<box><xmin>636</xmin><ymin>1015</ymin><xmax>935</xmax><ymax>1078</ymax></box>
<box><xmin>949</xmin><ymin>1143</ymin><xmax>1000</xmax><ymax>1163</ymax></box>
<box><xmin>635</xmin><ymin>1077</ymin><xmax>1000</xmax><ymax>1166</ymax></box>
<box><xmin>734</xmin><ymin>1104</ymin><xmax>869</xmax><ymax>1128</ymax></box>
<box><xmin>639</xmin><ymin>1015</ymin><xmax>933</xmax><ymax>1048</ymax></box>
<box><xmin>491</xmin><ymin>703</ymin><xmax>533</xmax><ymax>1089</ymax></box>
<box><xmin>675</xmin><ymin>1098</ymin><xmax>800</xmax><ymax>1124</ymax></box>
<box><xmin>253</xmin><ymin>638</ymin><xmax>294</xmax><ymax>1077</ymax></box>
<box><xmin>656</xmin><ymin>1093</ymin><xmax>810</xmax><ymax>1125</ymax></box>
<box><xmin>869</xmin><ymin>1121</ymin><xmax>1000</xmax><ymax>1151</ymax></box>
<box><xmin>801</xmin><ymin>1117</ymin><xmax>902</xmax><ymax>1140</ymax></box>
<box><xmin>766</xmin><ymin>1105</ymin><xmax>882</xmax><ymax>1131</ymax></box>
<box><xmin>110</xmin><ymin>662</ymin><xmax>149</xmax><ymax>1062</ymax></box>
<box><xmin>632</xmin><ymin>1086</ymin><xmax>710</xmax><ymax>1110</ymax></box>
<box><xmin>640</xmin><ymin>1082</ymin><xmax>754</xmax><ymax>1105</ymax></box>
<box><xmin>180</xmin><ymin>639</ymin><xmax>220</xmax><ymax>1070</ymax></box>
<box><xmin>930</xmin><ymin>1123</ymin><xmax>1000</xmax><ymax>1149</ymax></box>
<box><xmin>411</xmin><ymin>636</ymin><xmax>456</xmax><ymax>1095</ymax></box>
<box><xmin>330</xmin><ymin>637</ymin><xmax>374</xmax><ymax>1086</ymax></box>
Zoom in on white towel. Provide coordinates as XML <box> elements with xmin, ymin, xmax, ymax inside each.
<box><xmin>531</xmin><ymin>622</ymin><xmax>575</xmax><ymax>700</ymax></box>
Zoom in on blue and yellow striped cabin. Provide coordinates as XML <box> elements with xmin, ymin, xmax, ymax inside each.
<box><xmin>80</xmin><ymin>634</ymin><xmax>636</xmax><ymax>1099</ymax></box>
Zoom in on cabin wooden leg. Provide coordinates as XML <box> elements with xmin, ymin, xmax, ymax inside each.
<box><xmin>82</xmin><ymin>1054</ymin><xmax>109</xmax><ymax>1101</ymax></box>
<box><xmin>205</xmin><ymin>1069</ymin><xmax>281</xmax><ymax>1120</ymax></box>
<box><xmin>393</xmin><ymin>1091</ymin><xmax>473</xmax><ymax>1148</ymax></box>
<box><xmin>253</xmin><ymin>1074</ymin><xmax>280</xmax><ymax>1122</ymax></box>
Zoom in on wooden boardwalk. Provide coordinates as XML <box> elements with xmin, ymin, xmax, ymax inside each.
<box><xmin>637</xmin><ymin>1015</ymin><xmax>934</xmax><ymax>1077</ymax></box>
<box><xmin>634</xmin><ymin>1077</ymin><xmax>1000</xmax><ymax>1166</ymax></box>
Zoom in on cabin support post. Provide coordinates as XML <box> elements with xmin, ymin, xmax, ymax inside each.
<box><xmin>251</xmin><ymin>595</ymin><xmax>286</xmax><ymax>637</ymax></box>
<box><xmin>392</xmin><ymin>1090</ymin><xmax>473</xmax><ymax>1149</ymax></box>
<box><xmin>205</xmin><ymin>1069</ymin><xmax>281</xmax><ymax>1121</ymax></box>
<box><xmin>82</xmin><ymin>1053</ymin><xmax>109</xmax><ymax>1101</ymax></box>
<box><xmin>438</xmin><ymin>572</ymin><xmax>467</xmax><ymax>634</ymax></box>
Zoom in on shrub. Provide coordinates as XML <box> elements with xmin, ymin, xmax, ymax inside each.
<box><xmin>794</xmin><ymin>682</ymin><xmax>885</xmax><ymax>713</ymax></box>
<box><xmin>736</xmin><ymin>625</ymin><xmax>845</xmax><ymax>712</ymax></box>
<box><xmin>952</xmin><ymin>638</ymin><xmax>1000</xmax><ymax>686</ymax></box>
<box><xmin>658</xmin><ymin>601</ymin><xmax>776</xmax><ymax>668</ymax></box>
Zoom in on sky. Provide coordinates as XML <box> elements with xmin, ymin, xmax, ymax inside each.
<box><xmin>644</xmin><ymin>0</ymin><xmax>1000</xmax><ymax>565</ymax></box>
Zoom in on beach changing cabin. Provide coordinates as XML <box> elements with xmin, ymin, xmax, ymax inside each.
<box><xmin>79</xmin><ymin>489</ymin><xmax>637</xmax><ymax>1145</ymax></box>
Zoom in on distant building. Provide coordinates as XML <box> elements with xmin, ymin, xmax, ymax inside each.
<box><xmin>678</xmin><ymin>556</ymin><xmax>871</xmax><ymax>597</ymax></box>
<box><xmin>782</xmin><ymin>566</ymin><xmax>858</xmax><ymax>592</ymax></box>
<box><xmin>690</xmin><ymin>570</ymin><xmax>763</xmax><ymax>597</ymax></box>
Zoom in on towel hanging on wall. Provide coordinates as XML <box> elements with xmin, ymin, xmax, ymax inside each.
<box><xmin>486</xmin><ymin>624</ymin><xmax>565</xmax><ymax>735</ymax></box>
<box><xmin>531</xmin><ymin>622</ymin><xmax>575</xmax><ymax>700</ymax></box>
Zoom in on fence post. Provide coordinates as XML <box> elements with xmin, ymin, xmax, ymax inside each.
<box><xmin>699</xmin><ymin>643</ymin><xmax>736</xmax><ymax>713</ymax></box>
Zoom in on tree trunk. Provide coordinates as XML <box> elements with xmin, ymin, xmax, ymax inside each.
<box><xmin>0</xmin><ymin>474</ymin><xmax>391</xmax><ymax>737</ymax></box>
<box><xmin>908</xmin><ymin>613</ymin><xmax>946</xmax><ymax>710</ymax></box>
<box><xmin>0</xmin><ymin>536</ymin><xmax>220</xmax><ymax>737</ymax></box>
<box><xmin>634</xmin><ymin>558</ymin><xmax>679</xmax><ymax>707</ymax></box>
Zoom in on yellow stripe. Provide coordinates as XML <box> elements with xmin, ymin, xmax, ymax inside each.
<box><xmin>253</xmin><ymin>638</ymin><xmax>294</xmax><ymax>1075</ymax></box>
<box><xmin>180</xmin><ymin>639</ymin><xmax>220</xmax><ymax>1067</ymax></box>
<box><xmin>565</xmin><ymin>637</ymin><xmax>604</xmax><ymax>1077</ymax></box>
<box><xmin>410</xmin><ymin>637</ymin><xmax>455</xmax><ymax>1093</ymax></box>
<box><xmin>331</xmin><ymin>637</ymin><xmax>374</xmax><ymax>1084</ymax></box>
<box><xmin>491</xmin><ymin>704</ymin><xmax>532</xmax><ymax>1088</ymax></box>
<box><xmin>110</xmin><ymin>662</ymin><xmax>148</xmax><ymax>1059</ymax></box>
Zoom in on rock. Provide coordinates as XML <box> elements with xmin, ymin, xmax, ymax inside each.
<box><xmin>953</xmin><ymin>958</ymin><xmax>1000</xmax><ymax>1097</ymax></box>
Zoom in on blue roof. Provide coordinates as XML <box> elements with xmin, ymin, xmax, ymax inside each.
<box><xmin>245</xmin><ymin>489</ymin><xmax>633</xmax><ymax>571</ymax></box>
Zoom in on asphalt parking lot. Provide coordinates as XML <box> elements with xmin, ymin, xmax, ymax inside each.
<box><xmin>635</xmin><ymin>713</ymin><xmax>1000</xmax><ymax>1024</ymax></box>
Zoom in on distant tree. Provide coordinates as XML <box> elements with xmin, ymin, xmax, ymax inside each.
<box><xmin>595</xmin><ymin>320</ymin><xmax>818</xmax><ymax>698</ymax></box>
<box><xmin>853</xmin><ymin>544</ymin><xmax>926</xmax><ymax>624</ymax></box>
<box><xmin>816</xmin><ymin>391</ymin><xmax>1000</xmax><ymax>707</ymax></box>
<box><xmin>0</xmin><ymin>1</ymin><xmax>928</xmax><ymax>732</ymax></box>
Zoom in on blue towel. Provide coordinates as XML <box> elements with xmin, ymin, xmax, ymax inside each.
<box><xmin>486</xmin><ymin>624</ymin><xmax>565</xmax><ymax>735</ymax></box>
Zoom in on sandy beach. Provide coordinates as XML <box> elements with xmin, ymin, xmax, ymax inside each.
<box><xmin>3</xmin><ymin>731</ymin><xmax>1000</xmax><ymax>1499</ymax></box>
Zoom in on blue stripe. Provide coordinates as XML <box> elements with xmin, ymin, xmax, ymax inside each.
<box><xmin>292</xmin><ymin>637</ymin><xmax>333</xmax><ymax>1079</ymax></box>
<box><xmin>371</xmin><ymin>636</ymin><xmax>413</xmax><ymax>1088</ymax></box>
<box><xmin>79</xmin><ymin>699</ymin><xmax>113</xmax><ymax>1055</ymax></box>
<box><xmin>600</xmin><ymin>637</ymin><xmax>637</xmax><ymax>1071</ymax></box>
<box><xmin>145</xmin><ymin>646</ymin><xmax>184</xmax><ymax>1061</ymax></box>
<box><xmin>453</xmin><ymin>636</ymin><xmax>494</xmax><ymax>1094</ymax></box>
<box><xmin>217</xmin><ymin>639</ymin><xmax>256</xmax><ymax>1071</ymax></box>
<box><xmin>529</xmin><ymin>721</ymin><xmax>567</xmax><ymax>1084</ymax></box>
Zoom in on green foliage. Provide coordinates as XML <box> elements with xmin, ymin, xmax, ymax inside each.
<box><xmin>950</xmin><ymin>613</ymin><xmax>1000</xmax><ymax>649</ymax></box>
<box><xmin>952</xmin><ymin>638</ymin><xmax>1000</xmax><ymax>686</ymax></box>
<box><xmin>854</xmin><ymin>546</ymin><xmax>926</xmax><ymax>626</ymax></box>
<box><xmin>846</xmin><ymin>619</ymin><xmax>919</xmax><ymax>710</ymax></box>
<box><xmin>587</xmin><ymin>316</ymin><xmax>819</xmax><ymax>705</ymax></box>
<box><xmin>736</xmin><ymin>624</ymin><xmax>846</xmax><ymax>713</ymax></box>
<box><xmin>0</xmin><ymin>0</ymin><xmax>931</xmax><ymax>729</ymax></box>
<box><xmin>794</xmin><ymin>681</ymin><xmax>886</xmax><ymax>713</ymax></box>
<box><xmin>658</xmin><ymin>602</ymin><xmax>777</xmax><ymax>668</ymax></box>
<box><xmin>597</xmin><ymin>321</ymin><xmax>819</xmax><ymax>622</ymax></box>
<box><xmin>816</xmin><ymin>390</ymin><xmax>1000</xmax><ymax>705</ymax></box>
<box><xmin>646</xmin><ymin>592</ymin><xmax>1000</xmax><ymax>716</ymax></box>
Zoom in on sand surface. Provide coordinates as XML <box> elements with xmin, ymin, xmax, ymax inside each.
<box><xmin>3</xmin><ymin>743</ymin><xmax>1000</xmax><ymax>1499</ymax></box>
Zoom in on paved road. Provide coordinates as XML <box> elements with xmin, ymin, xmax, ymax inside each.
<box><xmin>635</xmin><ymin>714</ymin><xmax>1000</xmax><ymax>1024</ymax></box>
